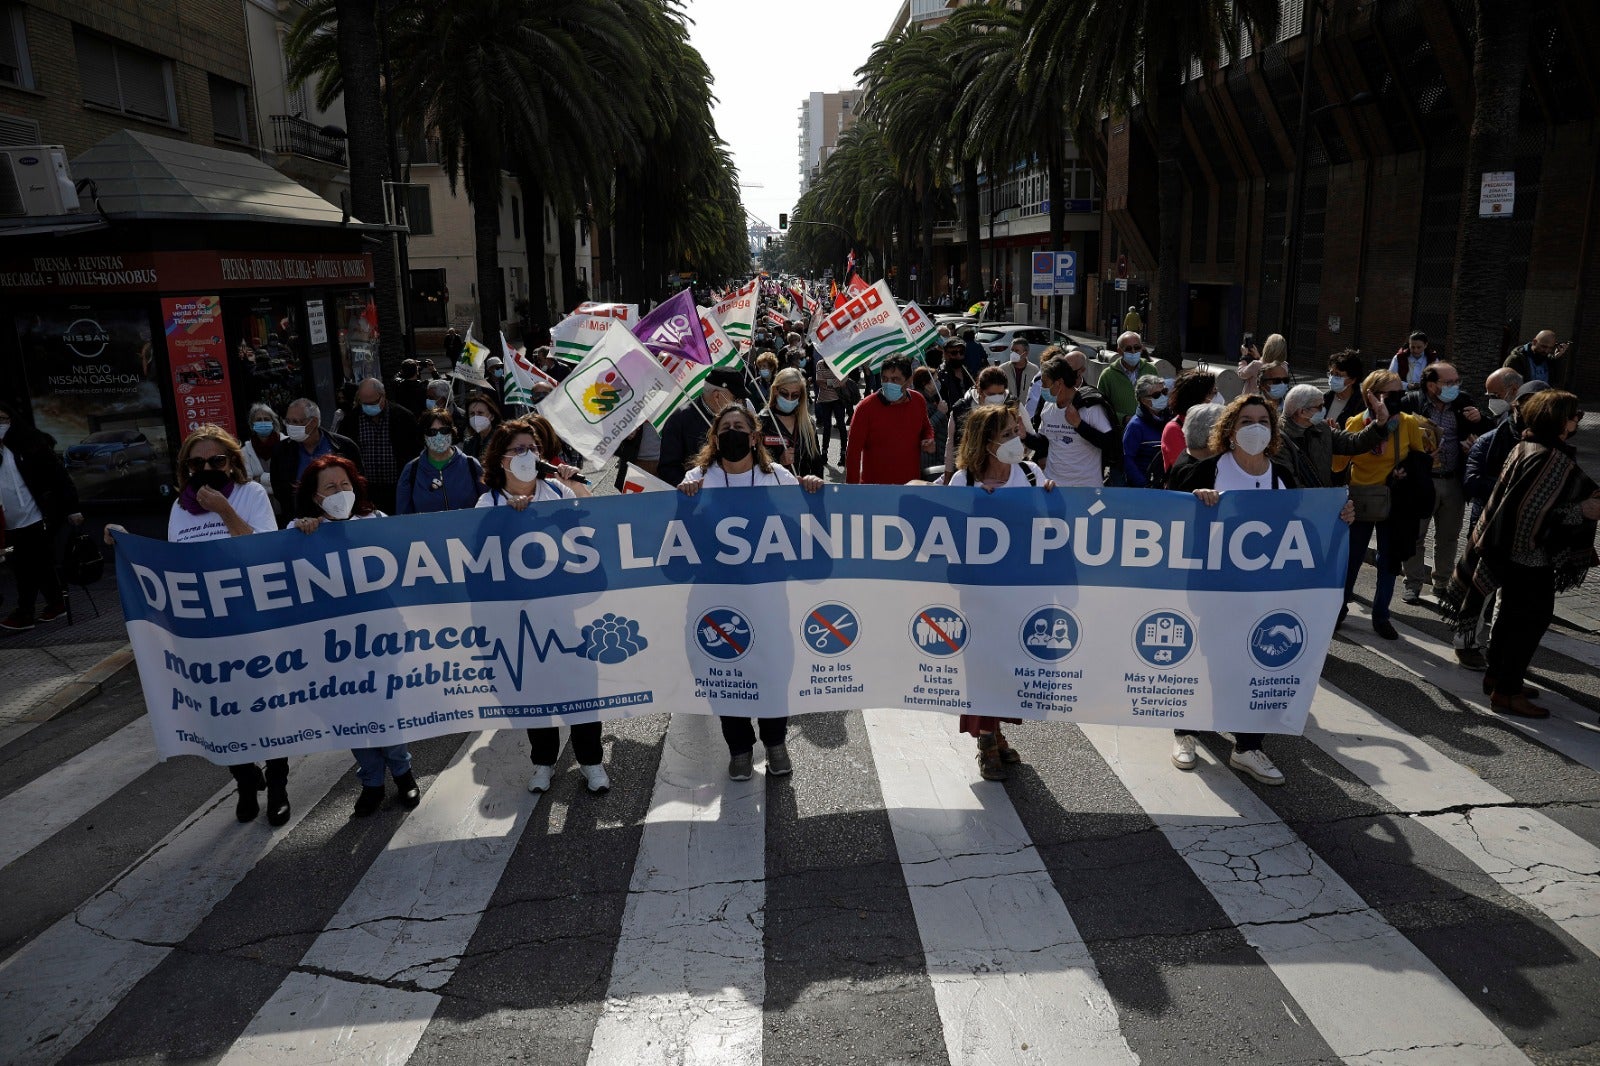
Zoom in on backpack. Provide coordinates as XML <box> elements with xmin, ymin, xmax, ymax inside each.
<box><xmin>62</xmin><ymin>533</ymin><xmax>104</xmax><ymax>586</ymax></box>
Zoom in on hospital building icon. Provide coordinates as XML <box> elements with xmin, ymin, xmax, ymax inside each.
<box><xmin>1143</xmin><ymin>617</ymin><xmax>1186</xmax><ymax>646</ymax></box>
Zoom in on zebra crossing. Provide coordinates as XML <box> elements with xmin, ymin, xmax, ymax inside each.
<box><xmin>3</xmin><ymin>613</ymin><xmax>1600</xmax><ymax>1064</ymax></box>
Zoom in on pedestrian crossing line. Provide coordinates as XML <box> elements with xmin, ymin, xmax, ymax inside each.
<box><xmin>585</xmin><ymin>712</ymin><xmax>767</xmax><ymax>1066</ymax></box>
<box><xmin>0</xmin><ymin>748</ymin><xmax>351</xmax><ymax>1066</ymax></box>
<box><xmin>863</xmin><ymin>709</ymin><xmax>1139</xmax><ymax>1066</ymax></box>
<box><xmin>216</xmin><ymin>729</ymin><xmax>543</xmax><ymax>1066</ymax></box>
<box><xmin>1343</xmin><ymin>606</ymin><xmax>1600</xmax><ymax>772</ymax></box>
<box><xmin>1307</xmin><ymin>681</ymin><xmax>1600</xmax><ymax>961</ymax></box>
<box><xmin>1530</xmin><ymin>625</ymin><xmax>1600</xmax><ymax>673</ymax></box>
<box><xmin>0</xmin><ymin>716</ymin><xmax>158</xmax><ymax>870</ymax></box>
<box><xmin>1079</xmin><ymin>724</ymin><xmax>1533</xmax><ymax>1065</ymax></box>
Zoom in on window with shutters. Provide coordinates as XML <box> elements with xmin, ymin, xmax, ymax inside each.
<box><xmin>0</xmin><ymin>7</ymin><xmax>34</xmax><ymax>89</ymax></box>
<box><xmin>73</xmin><ymin>28</ymin><xmax>175</xmax><ymax>124</ymax></box>
<box><xmin>209</xmin><ymin>75</ymin><xmax>249</xmax><ymax>143</ymax></box>
<box><xmin>405</xmin><ymin>185</ymin><xmax>432</xmax><ymax>236</ymax></box>
<box><xmin>1276</xmin><ymin>0</ymin><xmax>1304</xmax><ymax>43</ymax></box>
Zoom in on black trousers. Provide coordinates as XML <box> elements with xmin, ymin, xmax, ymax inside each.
<box><xmin>7</xmin><ymin>520</ymin><xmax>62</xmax><ymax>621</ymax></box>
<box><xmin>228</xmin><ymin>758</ymin><xmax>288</xmax><ymax>788</ymax></box>
<box><xmin>528</xmin><ymin>721</ymin><xmax>603</xmax><ymax>766</ymax></box>
<box><xmin>720</xmin><ymin>716</ymin><xmax>788</xmax><ymax>755</ymax></box>
<box><xmin>814</xmin><ymin>400</ymin><xmax>849</xmax><ymax>455</ymax></box>
<box><xmin>1486</xmin><ymin>563</ymin><xmax>1554</xmax><ymax>693</ymax></box>
<box><xmin>1174</xmin><ymin>729</ymin><xmax>1263</xmax><ymax>753</ymax></box>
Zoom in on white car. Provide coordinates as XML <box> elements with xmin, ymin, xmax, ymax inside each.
<box><xmin>974</xmin><ymin>324</ymin><xmax>1083</xmax><ymax>365</ymax></box>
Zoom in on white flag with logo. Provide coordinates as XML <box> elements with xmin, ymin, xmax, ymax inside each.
<box><xmin>549</xmin><ymin>302</ymin><xmax>640</xmax><ymax>363</ymax></box>
<box><xmin>712</xmin><ymin>278</ymin><xmax>759</xmax><ymax>354</ymax></box>
<box><xmin>536</xmin><ymin>323</ymin><xmax>674</xmax><ymax>466</ymax></box>
<box><xmin>810</xmin><ymin>279</ymin><xmax>911</xmax><ymax>377</ymax></box>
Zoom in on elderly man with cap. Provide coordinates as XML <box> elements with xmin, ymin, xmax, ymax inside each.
<box><xmin>658</xmin><ymin>367</ymin><xmax>744</xmax><ymax>487</ymax></box>
<box><xmin>350</xmin><ymin>377</ymin><xmax>420</xmax><ymax>515</ymax></box>
<box><xmin>1481</xmin><ymin>367</ymin><xmax>1523</xmax><ymax>427</ymax></box>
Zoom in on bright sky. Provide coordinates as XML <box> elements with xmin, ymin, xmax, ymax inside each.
<box><xmin>682</xmin><ymin>0</ymin><xmax>902</xmax><ymax>232</ymax></box>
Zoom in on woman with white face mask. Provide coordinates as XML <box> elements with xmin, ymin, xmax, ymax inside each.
<box><xmin>292</xmin><ymin>455</ymin><xmax>422</xmax><ymax>818</ymax></box>
<box><xmin>944</xmin><ymin>403</ymin><xmax>1055</xmax><ymax>780</ymax></box>
<box><xmin>460</xmin><ymin>392</ymin><xmax>501</xmax><ymax>461</ymax></box>
<box><xmin>475</xmin><ymin>417</ymin><xmax>607</xmax><ymax>796</ymax></box>
<box><xmin>395</xmin><ymin>410</ymin><xmax>484</xmax><ymax>514</ymax></box>
<box><xmin>1168</xmin><ymin>395</ymin><xmax>1354</xmax><ymax>788</ymax></box>
<box><xmin>942</xmin><ymin>365</ymin><xmax>1012</xmax><ymax>481</ymax></box>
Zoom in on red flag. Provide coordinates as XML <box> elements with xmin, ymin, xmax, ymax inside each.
<box><xmin>361</xmin><ymin>297</ymin><xmax>380</xmax><ymax>337</ymax></box>
<box><xmin>845</xmin><ymin>250</ymin><xmax>857</xmax><ymax>277</ymax></box>
<box><xmin>847</xmin><ymin>274</ymin><xmax>869</xmax><ymax>296</ymax></box>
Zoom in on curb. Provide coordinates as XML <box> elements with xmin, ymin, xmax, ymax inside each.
<box><xmin>18</xmin><ymin>644</ymin><xmax>135</xmax><ymax>724</ymax></box>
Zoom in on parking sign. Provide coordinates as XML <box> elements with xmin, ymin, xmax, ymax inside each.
<box><xmin>1054</xmin><ymin>252</ymin><xmax>1077</xmax><ymax>296</ymax></box>
<box><xmin>1031</xmin><ymin>252</ymin><xmax>1055</xmax><ymax>297</ymax></box>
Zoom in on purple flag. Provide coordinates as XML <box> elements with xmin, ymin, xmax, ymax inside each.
<box><xmin>633</xmin><ymin>288</ymin><xmax>712</xmax><ymax>366</ymax></box>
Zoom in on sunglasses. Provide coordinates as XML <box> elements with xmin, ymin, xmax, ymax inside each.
<box><xmin>185</xmin><ymin>455</ymin><xmax>230</xmax><ymax>473</ymax></box>
<box><xmin>775</xmin><ymin>390</ymin><xmax>804</xmax><ymax>401</ymax></box>
<box><xmin>1381</xmin><ymin>392</ymin><xmax>1404</xmax><ymax>407</ymax></box>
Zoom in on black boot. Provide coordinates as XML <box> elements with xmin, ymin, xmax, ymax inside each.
<box><xmin>231</xmin><ymin>763</ymin><xmax>265</xmax><ymax>823</ymax></box>
<box><xmin>352</xmin><ymin>785</ymin><xmax>386</xmax><ymax>818</ymax></box>
<box><xmin>393</xmin><ymin>771</ymin><xmax>421</xmax><ymax>810</ymax></box>
<box><xmin>265</xmin><ymin>782</ymin><xmax>291</xmax><ymax>827</ymax></box>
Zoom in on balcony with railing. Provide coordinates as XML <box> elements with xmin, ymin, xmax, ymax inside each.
<box><xmin>270</xmin><ymin>115</ymin><xmax>346</xmax><ymax>166</ymax></box>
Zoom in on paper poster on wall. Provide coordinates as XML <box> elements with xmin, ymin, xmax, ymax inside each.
<box><xmin>162</xmin><ymin>295</ymin><xmax>238</xmax><ymax>439</ymax></box>
<box><xmin>306</xmin><ymin>299</ymin><xmax>328</xmax><ymax>346</ymax></box>
<box><xmin>14</xmin><ymin>303</ymin><xmax>171</xmax><ymax>503</ymax></box>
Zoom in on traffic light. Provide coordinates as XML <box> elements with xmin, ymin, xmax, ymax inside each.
<box><xmin>778</xmin><ymin>213</ymin><xmax>788</xmax><ymax>230</ymax></box>
<box><xmin>765</xmin><ymin>236</ymin><xmax>773</xmax><ymax>247</ymax></box>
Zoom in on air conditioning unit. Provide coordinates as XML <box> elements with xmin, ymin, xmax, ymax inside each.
<box><xmin>0</xmin><ymin>146</ymin><xmax>80</xmax><ymax>217</ymax></box>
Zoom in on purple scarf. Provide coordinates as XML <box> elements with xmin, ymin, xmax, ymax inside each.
<box><xmin>177</xmin><ymin>477</ymin><xmax>237</xmax><ymax>516</ymax></box>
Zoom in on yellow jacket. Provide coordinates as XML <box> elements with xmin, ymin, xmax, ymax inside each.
<box><xmin>1335</xmin><ymin>411</ymin><xmax>1430</xmax><ymax>486</ymax></box>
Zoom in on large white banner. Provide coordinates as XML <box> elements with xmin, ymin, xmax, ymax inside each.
<box><xmin>115</xmin><ymin>486</ymin><xmax>1350</xmax><ymax>764</ymax></box>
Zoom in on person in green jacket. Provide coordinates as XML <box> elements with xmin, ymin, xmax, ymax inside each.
<box><xmin>1096</xmin><ymin>331</ymin><xmax>1161</xmax><ymax>426</ymax></box>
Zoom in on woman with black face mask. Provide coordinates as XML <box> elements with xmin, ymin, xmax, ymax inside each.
<box><xmin>679</xmin><ymin>406</ymin><xmax>822</xmax><ymax>780</ymax></box>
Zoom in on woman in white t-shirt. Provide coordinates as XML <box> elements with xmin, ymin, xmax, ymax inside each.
<box><xmin>475</xmin><ymin>416</ymin><xmax>607</xmax><ymax>796</ymax></box>
<box><xmin>679</xmin><ymin>406</ymin><xmax>823</xmax><ymax>782</ymax></box>
<box><xmin>291</xmin><ymin>454</ymin><xmax>424</xmax><ymax>819</ymax></box>
<box><xmin>944</xmin><ymin>403</ymin><xmax>1055</xmax><ymax>781</ymax></box>
<box><xmin>1168</xmin><ymin>394</ymin><xmax>1354</xmax><ymax>788</ymax></box>
<box><xmin>104</xmin><ymin>425</ymin><xmax>286</xmax><ymax>825</ymax></box>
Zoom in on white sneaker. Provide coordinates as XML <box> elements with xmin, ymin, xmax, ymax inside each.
<box><xmin>527</xmin><ymin>765</ymin><xmax>553</xmax><ymax>793</ymax></box>
<box><xmin>1171</xmin><ymin>734</ymin><xmax>1198</xmax><ymax>771</ymax></box>
<box><xmin>1228</xmin><ymin>748</ymin><xmax>1286</xmax><ymax>786</ymax></box>
<box><xmin>579</xmin><ymin>763</ymin><xmax>610</xmax><ymax>794</ymax></box>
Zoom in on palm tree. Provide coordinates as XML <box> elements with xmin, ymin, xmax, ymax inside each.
<box><xmin>1023</xmin><ymin>0</ymin><xmax>1278</xmax><ymax>353</ymax></box>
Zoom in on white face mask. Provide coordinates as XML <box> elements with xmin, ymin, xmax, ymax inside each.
<box><xmin>285</xmin><ymin>423</ymin><xmax>309</xmax><ymax>442</ymax></box>
<box><xmin>469</xmin><ymin>414</ymin><xmax>492</xmax><ymax>434</ymax></box>
<box><xmin>1234</xmin><ymin>423</ymin><xmax>1272</xmax><ymax>456</ymax></box>
<box><xmin>1487</xmin><ymin>396</ymin><xmax>1510</xmax><ymax>418</ymax></box>
<box><xmin>983</xmin><ymin>393</ymin><xmax>1008</xmax><ymax>406</ymax></box>
<box><xmin>993</xmin><ymin>437</ymin><xmax>1026</xmax><ymax>465</ymax></box>
<box><xmin>319</xmin><ymin>489</ymin><xmax>355</xmax><ymax>520</ymax></box>
<box><xmin>1011</xmin><ymin>348</ymin><xmax>1027</xmax><ymax>364</ymax></box>
<box><xmin>1210</xmin><ymin>392</ymin><xmax>1225</xmax><ymax>406</ymax></box>
<box><xmin>1308</xmin><ymin>409</ymin><xmax>1326</xmax><ymax>425</ymax></box>
<box><xmin>0</xmin><ymin>423</ymin><xmax>9</xmax><ymax>441</ymax></box>
<box><xmin>507</xmin><ymin>450</ymin><xmax>541</xmax><ymax>483</ymax></box>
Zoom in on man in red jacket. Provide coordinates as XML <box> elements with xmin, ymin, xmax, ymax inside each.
<box><xmin>845</xmin><ymin>353</ymin><xmax>935</xmax><ymax>484</ymax></box>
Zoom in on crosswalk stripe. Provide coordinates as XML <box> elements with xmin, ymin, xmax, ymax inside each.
<box><xmin>1538</xmin><ymin>625</ymin><xmax>1600</xmax><ymax>669</ymax></box>
<box><xmin>0</xmin><ymin>717</ymin><xmax>157</xmax><ymax>869</ymax></box>
<box><xmin>585</xmin><ymin>713</ymin><xmax>767</xmax><ymax>1066</ymax></box>
<box><xmin>1080</xmin><ymin>724</ymin><xmax>1533</xmax><ymax>1065</ymax></box>
<box><xmin>0</xmin><ymin>749</ymin><xmax>351</xmax><ymax>1066</ymax></box>
<box><xmin>1307</xmin><ymin>681</ymin><xmax>1600</xmax><ymax>960</ymax></box>
<box><xmin>1344</xmin><ymin>606</ymin><xmax>1600</xmax><ymax>772</ymax></box>
<box><xmin>217</xmin><ymin>730</ymin><xmax>542</xmax><ymax>1065</ymax></box>
<box><xmin>864</xmin><ymin>709</ymin><xmax>1139</xmax><ymax>1066</ymax></box>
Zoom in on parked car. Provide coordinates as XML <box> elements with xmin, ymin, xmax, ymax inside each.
<box><xmin>65</xmin><ymin>429</ymin><xmax>157</xmax><ymax>471</ymax></box>
<box><xmin>974</xmin><ymin>324</ymin><xmax>1082</xmax><ymax>365</ymax></box>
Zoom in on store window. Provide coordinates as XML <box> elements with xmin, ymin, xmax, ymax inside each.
<box><xmin>335</xmin><ymin>290</ymin><xmax>381</xmax><ymax>385</ymax></box>
<box><xmin>228</xmin><ymin>295</ymin><xmax>310</xmax><ymax>418</ymax></box>
<box><xmin>74</xmin><ymin>28</ymin><xmax>176</xmax><ymax>125</ymax></box>
<box><xmin>410</xmin><ymin>268</ymin><xmax>448</xmax><ymax>328</ymax></box>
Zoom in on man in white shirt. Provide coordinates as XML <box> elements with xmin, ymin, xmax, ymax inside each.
<box><xmin>1032</xmin><ymin>355</ymin><xmax>1118</xmax><ymax>487</ymax></box>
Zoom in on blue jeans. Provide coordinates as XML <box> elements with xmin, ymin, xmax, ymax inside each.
<box><xmin>1344</xmin><ymin>521</ymin><xmax>1397</xmax><ymax>621</ymax></box>
<box><xmin>352</xmin><ymin>745</ymin><xmax>411</xmax><ymax>787</ymax></box>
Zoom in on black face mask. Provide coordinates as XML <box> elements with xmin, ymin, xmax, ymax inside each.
<box><xmin>718</xmin><ymin>429</ymin><xmax>753</xmax><ymax>462</ymax></box>
<box><xmin>189</xmin><ymin>469</ymin><xmax>231</xmax><ymax>492</ymax></box>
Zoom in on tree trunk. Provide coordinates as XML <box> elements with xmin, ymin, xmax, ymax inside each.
<box><xmin>919</xmin><ymin>174</ymin><xmax>935</xmax><ymax>305</ymax></box>
<box><xmin>896</xmin><ymin>192</ymin><xmax>915</xmax><ymax>298</ymax></box>
<box><xmin>519</xmin><ymin>170</ymin><xmax>549</xmax><ymax>344</ymax></box>
<box><xmin>616</xmin><ymin>173</ymin><xmax>645</xmax><ymax>301</ymax></box>
<box><xmin>469</xmin><ymin>160</ymin><xmax>504</xmax><ymax>344</ymax></box>
<box><xmin>1153</xmin><ymin>80</ymin><xmax>1185</xmax><ymax>361</ymax></box>
<box><xmin>334</xmin><ymin>0</ymin><xmax>403</xmax><ymax>372</ymax></box>
<box><xmin>1449</xmin><ymin>0</ymin><xmax>1528</xmax><ymax>383</ymax></box>
<box><xmin>558</xmin><ymin>203</ymin><xmax>579</xmax><ymax>312</ymax></box>
<box><xmin>963</xmin><ymin>158</ymin><xmax>983</xmax><ymax>306</ymax></box>
<box><xmin>1048</xmin><ymin>145</ymin><xmax>1066</xmax><ymax>332</ymax></box>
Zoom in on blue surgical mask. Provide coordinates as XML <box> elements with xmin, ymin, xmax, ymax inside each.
<box><xmin>1439</xmin><ymin>384</ymin><xmax>1460</xmax><ymax>403</ymax></box>
<box><xmin>252</xmin><ymin>420</ymin><xmax>274</xmax><ymax>437</ymax></box>
<box><xmin>361</xmin><ymin>402</ymin><xmax>382</xmax><ymax>417</ymax></box>
<box><xmin>881</xmin><ymin>382</ymin><xmax>904</xmax><ymax>402</ymax></box>
<box><xmin>1121</xmin><ymin>349</ymin><xmax>1141</xmax><ymax>367</ymax></box>
<box><xmin>775</xmin><ymin>395</ymin><xmax>800</xmax><ymax>414</ymax></box>
<box><xmin>1150</xmin><ymin>394</ymin><xmax>1169</xmax><ymax>412</ymax></box>
<box><xmin>1328</xmin><ymin>374</ymin><xmax>1347</xmax><ymax>392</ymax></box>
<box><xmin>759</xmin><ymin>369</ymin><xmax>772</xmax><ymax>380</ymax></box>
<box><xmin>1267</xmin><ymin>382</ymin><xmax>1289</xmax><ymax>400</ymax></box>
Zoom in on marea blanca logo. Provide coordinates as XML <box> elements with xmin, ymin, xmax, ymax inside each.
<box><xmin>566</xmin><ymin>356</ymin><xmax>635</xmax><ymax>423</ymax></box>
<box><xmin>473</xmin><ymin>611</ymin><xmax>649</xmax><ymax>687</ymax></box>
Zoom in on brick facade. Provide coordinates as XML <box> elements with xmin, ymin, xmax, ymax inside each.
<box><xmin>0</xmin><ymin>0</ymin><xmax>252</xmax><ymax>156</ymax></box>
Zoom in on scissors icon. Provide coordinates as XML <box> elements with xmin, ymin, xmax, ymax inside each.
<box><xmin>806</xmin><ymin>614</ymin><xmax>855</xmax><ymax>649</ymax></box>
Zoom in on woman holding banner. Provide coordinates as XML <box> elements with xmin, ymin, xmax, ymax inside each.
<box><xmin>1171</xmin><ymin>395</ymin><xmax>1354</xmax><ymax>785</ymax></box>
<box><xmin>945</xmin><ymin>403</ymin><xmax>1055</xmax><ymax>780</ymax></box>
<box><xmin>292</xmin><ymin>454</ymin><xmax>423</xmax><ymax>816</ymax></box>
<box><xmin>104</xmin><ymin>425</ymin><xmax>286</xmax><ymax>824</ymax></box>
<box><xmin>680</xmin><ymin>405</ymin><xmax>823</xmax><ymax>781</ymax></box>
<box><xmin>476</xmin><ymin>416</ymin><xmax>609</xmax><ymax>795</ymax></box>
<box><xmin>760</xmin><ymin>367</ymin><xmax>824</xmax><ymax>478</ymax></box>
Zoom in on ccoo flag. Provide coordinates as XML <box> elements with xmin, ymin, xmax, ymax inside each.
<box><xmin>536</xmin><ymin>322</ymin><xmax>675</xmax><ymax>466</ymax></box>
<box><xmin>548</xmin><ymin>302</ymin><xmax>639</xmax><ymax>364</ymax></box>
<box><xmin>810</xmin><ymin>279</ymin><xmax>912</xmax><ymax>378</ymax></box>
<box><xmin>712</xmin><ymin>278</ymin><xmax>759</xmax><ymax>354</ymax></box>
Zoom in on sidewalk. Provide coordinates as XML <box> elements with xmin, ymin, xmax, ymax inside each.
<box><xmin>0</xmin><ymin>567</ymin><xmax>131</xmax><ymax>743</ymax></box>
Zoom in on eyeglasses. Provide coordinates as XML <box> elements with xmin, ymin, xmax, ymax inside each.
<box><xmin>185</xmin><ymin>455</ymin><xmax>230</xmax><ymax>473</ymax></box>
<box><xmin>504</xmin><ymin>445</ymin><xmax>536</xmax><ymax>456</ymax></box>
